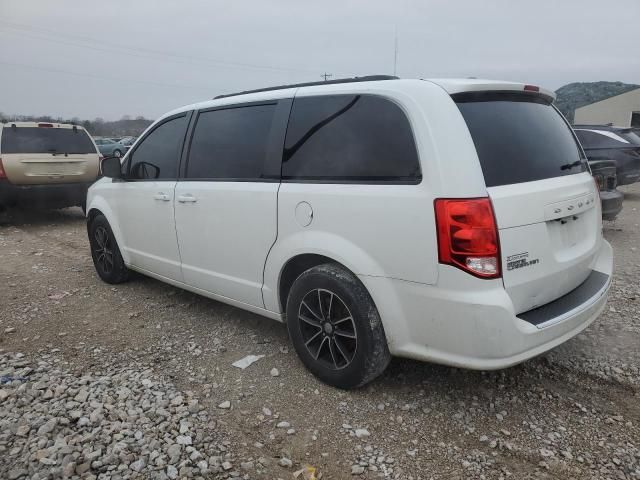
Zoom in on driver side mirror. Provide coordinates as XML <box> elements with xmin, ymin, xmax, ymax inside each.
<box><xmin>100</xmin><ymin>156</ymin><xmax>123</xmax><ymax>179</ymax></box>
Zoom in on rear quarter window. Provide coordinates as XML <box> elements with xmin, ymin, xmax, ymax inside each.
<box><xmin>1</xmin><ymin>127</ymin><xmax>96</xmax><ymax>154</ymax></box>
<box><xmin>455</xmin><ymin>93</ymin><xmax>586</xmax><ymax>187</ymax></box>
<box><xmin>282</xmin><ymin>94</ymin><xmax>421</xmax><ymax>183</ymax></box>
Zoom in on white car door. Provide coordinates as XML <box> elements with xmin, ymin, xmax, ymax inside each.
<box><xmin>115</xmin><ymin>113</ymin><xmax>191</xmax><ymax>281</ymax></box>
<box><xmin>174</xmin><ymin>100</ymin><xmax>289</xmax><ymax>308</ymax></box>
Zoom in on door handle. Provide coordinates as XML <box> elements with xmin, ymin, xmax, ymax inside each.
<box><xmin>177</xmin><ymin>194</ymin><xmax>198</xmax><ymax>203</ymax></box>
<box><xmin>153</xmin><ymin>193</ymin><xmax>170</xmax><ymax>201</ymax></box>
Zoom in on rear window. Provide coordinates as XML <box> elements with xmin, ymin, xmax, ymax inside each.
<box><xmin>619</xmin><ymin>130</ymin><xmax>640</xmax><ymax>145</ymax></box>
<box><xmin>1</xmin><ymin>127</ymin><xmax>96</xmax><ymax>155</ymax></box>
<box><xmin>455</xmin><ymin>93</ymin><xmax>586</xmax><ymax>187</ymax></box>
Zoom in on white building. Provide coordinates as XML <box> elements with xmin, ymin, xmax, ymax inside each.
<box><xmin>574</xmin><ymin>88</ymin><xmax>640</xmax><ymax>127</ymax></box>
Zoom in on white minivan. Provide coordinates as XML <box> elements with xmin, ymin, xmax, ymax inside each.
<box><xmin>87</xmin><ymin>76</ymin><xmax>612</xmax><ymax>389</ymax></box>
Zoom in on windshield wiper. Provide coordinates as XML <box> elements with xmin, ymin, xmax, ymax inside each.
<box><xmin>560</xmin><ymin>160</ymin><xmax>583</xmax><ymax>171</ymax></box>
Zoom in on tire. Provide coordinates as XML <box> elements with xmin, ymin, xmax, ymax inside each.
<box><xmin>286</xmin><ymin>263</ymin><xmax>391</xmax><ymax>389</ymax></box>
<box><xmin>88</xmin><ymin>214</ymin><xmax>129</xmax><ymax>284</ymax></box>
<box><xmin>113</xmin><ymin>149</ymin><xmax>122</xmax><ymax>158</ymax></box>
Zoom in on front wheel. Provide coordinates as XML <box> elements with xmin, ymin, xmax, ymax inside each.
<box><xmin>113</xmin><ymin>149</ymin><xmax>122</xmax><ymax>158</ymax></box>
<box><xmin>88</xmin><ymin>214</ymin><xmax>129</xmax><ymax>284</ymax></box>
<box><xmin>286</xmin><ymin>263</ymin><xmax>391</xmax><ymax>389</ymax></box>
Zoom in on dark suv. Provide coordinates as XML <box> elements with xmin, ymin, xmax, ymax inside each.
<box><xmin>574</xmin><ymin>125</ymin><xmax>640</xmax><ymax>185</ymax></box>
<box><xmin>588</xmin><ymin>160</ymin><xmax>623</xmax><ymax>220</ymax></box>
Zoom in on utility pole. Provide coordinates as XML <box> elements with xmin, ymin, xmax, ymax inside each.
<box><xmin>393</xmin><ymin>24</ymin><xmax>398</xmax><ymax>76</ymax></box>
<box><xmin>321</xmin><ymin>72</ymin><xmax>333</xmax><ymax>81</ymax></box>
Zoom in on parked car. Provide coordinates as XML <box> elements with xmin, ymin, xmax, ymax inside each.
<box><xmin>94</xmin><ymin>138</ymin><xmax>125</xmax><ymax>158</ymax></box>
<box><xmin>87</xmin><ymin>77</ymin><xmax>612</xmax><ymax>389</ymax></box>
<box><xmin>118</xmin><ymin>136</ymin><xmax>137</xmax><ymax>151</ymax></box>
<box><xmin>573</xmin><ymin>125</ymin><xmax>640</xmax><ymax>185</ymax></box>
<box><xmin>588</xmin><ymin>160</ymin><xmax>623</xmax><ymax>220</ymax></box>
<box><xmin>0</xmin><ymin>122</ymin><xmax>100</xmax><ymax>211</ymax></box>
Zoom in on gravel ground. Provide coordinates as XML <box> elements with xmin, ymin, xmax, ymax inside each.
<box><xmin>1</xmin><ymin>184</ymin><xmax>639</xmax><ymax>479</ymax></box>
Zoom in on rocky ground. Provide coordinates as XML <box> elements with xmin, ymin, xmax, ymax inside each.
<box><xmin>1</xmin><ymin>184</ymin><xmax>639</xmax><ymax>480</ymax></box>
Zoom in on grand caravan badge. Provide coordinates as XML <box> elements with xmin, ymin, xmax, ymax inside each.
<box><xmin>506</xmin><ymin>252</ymin><xmax>540</xmax><ymax>271</ymax></box>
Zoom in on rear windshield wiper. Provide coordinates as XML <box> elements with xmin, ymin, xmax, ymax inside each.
<box><xmin>560</xmin><ymin>160</ymin><xmax>583</xmax><ymax>171</ymax></box>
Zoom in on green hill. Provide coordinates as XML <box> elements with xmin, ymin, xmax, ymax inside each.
<box><xmin>555</xmin><ymin>81</ymin><xmax>640</xmax><ymax>123</ymax></box>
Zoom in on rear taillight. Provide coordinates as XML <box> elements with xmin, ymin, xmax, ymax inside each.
<box><xmin>593</xmin><ymin>174</ymin><xmax>604</xmax><ymax>191</ymax></box>
<box><xmin>592</xmin><ymin>175</ymin><xmax>601</xmax><ymax>191</ymax></box>
<box><xmin>434</xmin><ymin>197</ymin><xmax>501</xmax><ymax>278</ymax></box>
<box><xmin>0</xmin><ymin>158</ymin><xmax>6</xmax><ymax>179</ymax></box>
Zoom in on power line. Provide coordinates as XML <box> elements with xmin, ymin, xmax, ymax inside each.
<box><xmin>321</xmin><ymin>73</ymin><xmax>333</xmax><ymax>81</ymax></box>
<box><xmin>0</xmin><ymin>20</ymin><xmax>346</xmax><ymax>76</ymax></box>
<box><xmin>0</xmin><ymin>59</ymin><xmax>214</xmax><ymax>91</ymax></box>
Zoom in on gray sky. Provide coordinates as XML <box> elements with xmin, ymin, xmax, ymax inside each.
<box><xmin>1</xmin><ymin>0</ymin><xmax>638</xmax><ymax>121</ymax></box>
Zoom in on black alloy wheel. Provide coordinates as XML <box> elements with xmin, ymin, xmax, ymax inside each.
<box><xmin>298</xmin><ymin>288</ymin><xmax>358</xmax><ymax>370</ymax></box>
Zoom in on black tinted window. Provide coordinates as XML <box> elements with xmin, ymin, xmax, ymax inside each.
<box><xmin>1</xmin><ymin>127</ymin><xmax>96</xmax><ymax>154</ymax></box>
<box><xmin>187</xmin><ymin>104</ymin><xmax>276</xmax><ymax>179</ymax></box>
<box><xmin>282</xmin><ymin>95</ymin><xmax>420</xmax><ymax>182</ymax></box>
<box><xmin>129</xmin><ymin>115</ymin><xmax>188</xmax><ymax>180</ymax></box>
<box><xmin>455</xmin><ymin>94</ymin><xmax>586</xmax><ymax>187</ymax></box>
<box><xmin>575</xmin><ymin>129</ymin><xmax>631</xmax><ymax>149</ymax></box>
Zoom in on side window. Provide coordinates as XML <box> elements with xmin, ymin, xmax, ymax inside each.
<box><xmin>128</xmin><ymin>115</ymin><xmax>188</xmax><ymax>180</ymax></box>
<box><xmin>575</xmin><ymin>130</ymin><xmax>605</xmax><ymax>148</ymax></box>
<box><xmin>575</xmin><ymin>129</ymin><xmax>629</xmax><ymax>149</ymax></box>
<box><xmin>282</xmin><ymin>94</ymin><xmax>421</xmax><ymax>182</ymax></box>
<box><xmin>186</xmin><ymin>104</ymin><xmax>276</xmax><ymax>180</ymax></box>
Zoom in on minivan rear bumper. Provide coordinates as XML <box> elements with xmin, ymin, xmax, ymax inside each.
<box><xmin>360</xmin><ymin>239</ymin><xmax>613</xmax><ymax>370</ymax></box>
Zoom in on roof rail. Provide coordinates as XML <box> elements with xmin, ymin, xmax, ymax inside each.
<box><xmin>213</xmin><ymin>75</ymin><xmax>399</xmax><ymax>100</ymax></box>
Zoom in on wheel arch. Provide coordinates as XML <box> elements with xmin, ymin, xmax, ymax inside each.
<box><xmin>264</xmin><ymin>230</ymin><xmax>389</xmax><ymax>312</ymax></box>
<box><xmin>278</xmin><ymin>253</ymin><xmax>338</xmax><ymax>314</ymax></box>
<box><xmin>86</xmin><ymin>198</ymin><xmax>130</xmax><ymax>264</ymax></box>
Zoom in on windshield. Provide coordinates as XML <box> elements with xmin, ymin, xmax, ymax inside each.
<box><xmin>1</xmin><ymin>127</ymin><xmax>96</xmax><ymax>154</ymax></box>
<box><xmin>455</xmin><ymin>92</ymin><xmax>587</xmax><ymax>187</ymax></box>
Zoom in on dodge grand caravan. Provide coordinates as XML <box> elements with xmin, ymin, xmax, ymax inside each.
<box><xmin>0</xmin><ymin>122</ymin><xmax>100</xmax><ymax>211</ymax></box>
<box><xmin>87</xmin><ymin>76</ymin><xmax>613</xmax><ymax>389</ymax></box>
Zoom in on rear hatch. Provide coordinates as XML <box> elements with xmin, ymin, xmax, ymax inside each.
<box><xmin>0</xmin><ymin>124</ymin><xmax>99</xmax><ymax>185</ymax></box>
<box><xmin>454</xmin><ymin>91</ymin><xmax>602</xmax><ymax>314</ymax></box>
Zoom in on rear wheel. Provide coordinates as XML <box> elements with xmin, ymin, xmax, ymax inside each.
<box><xmin>88</xmin><ymin>214</ymin><xmax>129</xmax><ymax>284</ymax></box>
<box><xmin>113</xmin><ymin>149</ymin><xmax>122</xmax><ymax>158</ymax></box>
<box><xmin>286</xmin><ymin>263</ymin><xmax>391</xmax><ymax>389</ymax></box>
